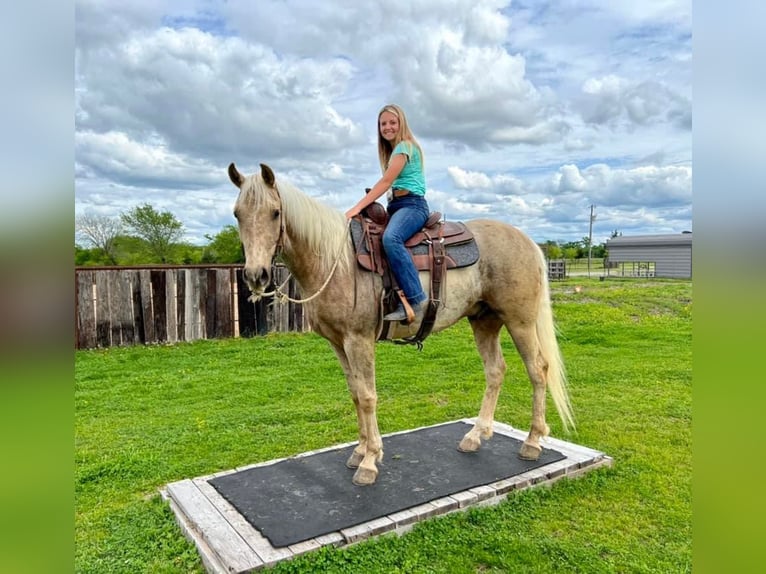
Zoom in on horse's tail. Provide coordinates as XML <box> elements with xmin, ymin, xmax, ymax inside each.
<box><xmin>536</xmin><ymin>249</ymin><xmax>575</xmax><ymax>433</ymax></box>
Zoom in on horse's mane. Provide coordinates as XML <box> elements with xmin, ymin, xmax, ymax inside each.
<box><xmin>242</xmin><ymin>174</ymin><xmax>351</xmax><ymax>272</ymax></box>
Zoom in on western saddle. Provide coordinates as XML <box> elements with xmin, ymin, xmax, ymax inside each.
<box><xmin>352</xmin><ymin>200</ymin><xmax>476</xmax><ymax>347</ymax></box>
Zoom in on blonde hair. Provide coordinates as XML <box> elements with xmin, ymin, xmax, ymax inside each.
<box><xmin>377</xmin><ymin>104</ymin><xmax>424</xmax><ymax>174</ymax></box>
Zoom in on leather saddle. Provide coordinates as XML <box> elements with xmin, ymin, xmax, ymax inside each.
<box><xmin>350</xmin><ymin>201</ymin><xmax>480</xmax><ymax>347</ymax></box>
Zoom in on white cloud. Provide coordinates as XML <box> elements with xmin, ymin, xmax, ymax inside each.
<box><xmin>447</xmin><ymin>166</ymin><xmax>493</xmax><ymax>189</ymax></box>
<box><xmin>440</xmin><ymin>160</ymin><xmax>691</xmax><ymax>241</ymax></box>
<box><xmin>74</xmin><ymin>0</ymin><xmax>692</xmax><ymax>245</ymax></box>
<box><xmin>401</xmin><ymin>25</ymin><xmax>569</xmax><ymax>146</ymax></box>
<box><xmin>447</xmin><ymin>166</ymin><xmax>527</xmax><ymax>198</ymax></box>
<box><xmin>325</xmin><ymin>164</ymin><xmax>345</xmax><ymax>180</ymax></box>
<box><xmin>76</xmin><ymin>130</ymin><xmax>220</xmax><ymax>187</ymax></box>
<box><xmin>76</xmin><ymin>26</ymin><xmax>364</xmax><ymax>162</ymax></box>
<box><xmin>558</xmin><ymin>165</ymin><xmax>588</xmax><ymax>192</ymax></box>
<box><xmin>577</xmin><ymin>74</ymin><xmax>690</xmax><ymax>129</ymax></box>
<box><xmin>550</xmin><ymin>163</ymin><xmax>691</xmax><ymax>208</ymax></box>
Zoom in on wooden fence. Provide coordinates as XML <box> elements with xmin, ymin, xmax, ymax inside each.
<box><xmin>75</xmin><ymin>265</ymin><xmax>308</xmax><ymax>350</ymax></box>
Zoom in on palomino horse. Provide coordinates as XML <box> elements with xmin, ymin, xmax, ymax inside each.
<box><xmin>228</xmin><ymin>163</ymin><xmax>574</xmax><ymax>486</ymax></box>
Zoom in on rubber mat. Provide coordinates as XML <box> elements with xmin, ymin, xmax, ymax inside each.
<box><xmin>209</xmin><ymin>421</ymin><xmax>565</xmax><ymax>548</ymax></box>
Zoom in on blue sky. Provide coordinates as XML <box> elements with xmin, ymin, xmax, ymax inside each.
<box><xmin>74</xmin><ymin>0</ymin><xmax>692</xmax><ymax>246</ymax></box>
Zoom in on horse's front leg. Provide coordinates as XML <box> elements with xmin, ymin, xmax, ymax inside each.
<box><xmin>330</xmin><ymin>338</ymin><xmax>382</xmax><ymax>483</ymax></box>
<box><xmin>345</xmin><ymin>399</ymin><xmax>367</xmax><ymax>470</ymax></box>
<box><xmin>329</xmin><ymin>342</ymin><xmax>368</xmax><ymax>469</ymax></box>
<box><xmin>340</xmin><ymin>336</ymin><xmax>382</xmax><ymax>486</ymax></box>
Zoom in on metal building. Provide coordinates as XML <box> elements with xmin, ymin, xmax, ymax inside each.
<box><xmin>605</xmin><ymin>233</ymin><xmax>692</xmax><ymax>279</ymax></box>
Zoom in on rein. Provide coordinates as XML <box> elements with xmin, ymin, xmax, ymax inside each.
<box><xmin>248</xmin><ymin>182</ymin><xmax>350</xmax><ymax>305</ymax></box>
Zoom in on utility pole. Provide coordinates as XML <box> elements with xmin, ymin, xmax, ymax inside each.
<box><xmin>588</xmin><ymin>204</ymin><xmax>596</xmax><ymax>278</ymax></box>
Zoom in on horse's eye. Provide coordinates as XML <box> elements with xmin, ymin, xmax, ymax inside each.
<box><xmin>233</xmin><ymin>209</ymin><xmax>240</xmax><ymax>220</ymax></box>
<box><xmin>272</xmin><ymin>209</ymin><xmax>280</xmax><ymax>220</ymax></box>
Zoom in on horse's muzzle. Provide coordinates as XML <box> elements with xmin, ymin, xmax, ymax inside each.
<box><xmin>244</xmin><ymin>266</ymin><xmax>271</xmax><ymax>294</ymax></box>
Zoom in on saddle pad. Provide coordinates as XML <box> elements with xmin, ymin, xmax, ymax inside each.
<box><xmin>350</xmin><ymin>219</ymin><xmax>480</xmax><ymax>271</ymax></box>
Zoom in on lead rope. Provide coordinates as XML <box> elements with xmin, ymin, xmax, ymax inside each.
<box><xmin>249</xmin><ymin>219</ymin><xmax>351</xmax><ymax>305</ymax></box>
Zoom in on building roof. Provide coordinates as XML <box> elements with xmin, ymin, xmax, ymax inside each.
<box><xmin>606</xmin><ymin>233</ymin><xmax>692</xmax><ymax>248</ymax></box>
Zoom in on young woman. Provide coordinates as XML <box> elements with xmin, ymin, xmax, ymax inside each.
<box><xmin>345</xmin><ymin>104</ymin><xmax>429</xmax><ymax>322</ymax></box>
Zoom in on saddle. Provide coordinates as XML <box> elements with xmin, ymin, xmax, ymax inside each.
<box><xmin>350</xmin><ymin>201</ymin><xmax>479</xmax><ymax>347</ymax></box>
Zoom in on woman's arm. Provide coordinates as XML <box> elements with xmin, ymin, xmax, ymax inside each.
<box><xmin>344</xmin><ymin>153</ymin><xmax>407</xmax><ymax>219</ymax></box>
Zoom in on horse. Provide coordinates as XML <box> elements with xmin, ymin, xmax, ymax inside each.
<box><xmin>228</xmin><ymin>162</ymin><xmax>574</xmax><ymax>486</ymax></box>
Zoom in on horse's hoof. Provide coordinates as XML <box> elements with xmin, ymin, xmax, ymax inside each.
<box><xmin>352</xmin><ymin>466</ymin><xmax>378</xmax><ymax>486</ymax></box>
<box><xmin>346</xmin><ymin>451</ymin><xmax>364</xmax><ymax>469</ymax></box>
<box><xmin>458</xmin><ymin>435</ymin><xmax>481</xmax><ymax>453</ymax></box>
<box><xmin>518</xmin><ymin>441</ymin><xmax>542</xmax><ymax>460</ymax></box>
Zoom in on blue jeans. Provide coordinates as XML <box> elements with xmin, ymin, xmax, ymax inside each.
<box><xmin>383</xmin><ymin>195</ymin><xmax>429</xmax><ymax>306</ymax></box>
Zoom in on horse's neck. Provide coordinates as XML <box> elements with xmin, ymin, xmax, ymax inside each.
<box><xmin>281</xmin><ymin>232</ymin><xmax>316</xmax><ymax>282</ymax></box>
<box><xmin>281</xmin><ymin>216</ymin><xmax>349</xmax><ymax>295</ymax></box>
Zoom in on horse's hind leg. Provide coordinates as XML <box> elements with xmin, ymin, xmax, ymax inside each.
<box><xmin>507</xmin><ymin>323</ymin><xmax>550</xmax><ymax>460</ymax></box>
<box><xmin>459</xmin><ymin>314</ymin><xmax>506</xmax><ymax>453</ymax></box>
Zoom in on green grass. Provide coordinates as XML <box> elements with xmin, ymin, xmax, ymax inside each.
<box><xmin>75</xmin><ymin>278</ymin><xmax>691</xmax><ymax>573</ymax></box>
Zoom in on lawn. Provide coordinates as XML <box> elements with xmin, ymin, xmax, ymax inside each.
<box><xmin>75</xmin><ymin>277</ymin><xmax>691</xmax><ymax>573</ymax></box>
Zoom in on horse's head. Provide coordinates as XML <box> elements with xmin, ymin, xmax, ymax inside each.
<box><xmin>228</xmin><ymin>162</ymin><xmax>284</xmax><ymax>298</ymax></box>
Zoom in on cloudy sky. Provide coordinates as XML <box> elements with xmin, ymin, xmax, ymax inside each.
<box><xmin>75</xmin><ymin>0</ymin><xmax>691</xmax><ymax>247</ymax></box>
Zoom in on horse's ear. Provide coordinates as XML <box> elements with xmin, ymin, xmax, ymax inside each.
<box><xmin>260</xmin><ymin>163</ymin><xmax>276</xmax><ymax>187</ymax></box>
<box><xmin>228</xmin><ymin>163</ymin><xmax>244</xmax><ymax>187</ymax></box>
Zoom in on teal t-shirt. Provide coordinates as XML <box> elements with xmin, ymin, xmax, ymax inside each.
<box><xmin>391</xmin><ymin>141</ymin><xmax>426</xmax><ymax>196</ymax></box>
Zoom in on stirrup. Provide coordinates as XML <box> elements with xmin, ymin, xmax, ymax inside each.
<box><xmin>383</xmin><ymin>305</ymin><xmax>408</xmax><ymax>321</ymax></box>
<box><xmin>384</xmin><ymin>300</ymin><xmax>425</xmax><ymax>323</ymax></box>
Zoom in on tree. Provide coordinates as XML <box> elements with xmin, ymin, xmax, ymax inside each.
<box><xmin>543</xmin><ymin>240</ymin><xmax>562</xmax><ymax>260</ymax></box>
<box><xmin>202</xmin><ymin>225</ymin><xmax>244</xmax><ymax>263</ymax></box>
<box><xmin>75</xmin><ymin>244</ymin><xmax>112</xmax><ymax>266</ymax></box>
<box><xmin>562</xmin><ymin>246</ymin><xmax>579</xmax><ymax>261</ymax></box>
<box><xmin>75</xmin><ymin>212</ymin><xmax>122</xmax><ymax>264</ymax></box>
<box><xmin>592</xmin><ymin>243</ymin><xmax>607</xmax><ymax>258</ymax></box>
<box><xmin>561</xmin><ymin>240</ymin><xmax>583</xmax><ymax>259</ymax></box>
<box><xmin>121</xmin><ymin>203</ymin><xmax>184</xmax><ymax>263</ymax></box>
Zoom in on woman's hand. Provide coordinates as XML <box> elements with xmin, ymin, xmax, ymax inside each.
<box><xmin>345</xmin><ymin>206</ymin><xmax>360</xmax><ymax>220</ymax></box>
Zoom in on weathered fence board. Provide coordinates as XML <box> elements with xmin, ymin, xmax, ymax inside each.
<box><xmin>74</xmin><ymin>265</ymin><xmax>308</xmax><ymax>349</ymax></box>
<box><xmin>130</xmin><ymin>271</ymin><xmax>144</xmax><ymax>345</ymax></box>
<box><xmin>151</xmin><ymin>270</ymin><xmax>168</xmax><ymax>343</ymax></box>
<box><xmin>76</xmin><ymin>270</ymin><xmax>96</xmax><ymax>349</ymax></box>
<box><xmin>112</xmin><ymin>271</ymin><xmax>136</xmax><ymax>345</ymax></box>
<box><xmin>95</xmin><ymin>272</ymin><xmax>111</xmax><ymax>347</ymax></box>
<box><xmin>236</xmin><ymin>271</ymin><xmax>257</xmax><ymax>338</ymax></box>
<box><xmin>176</xmin><ymin>270</ymin><xmax>187</xmax><ymax>343</ymax></box>
<box><xmin>139</xmin><ymin>270</ymin><xmax>154</xmax><ymax>343</ymax></box>
<box><xmin>166</xmin><ymin>269</ymin><xmax>178</xmax><ymax>344</ymax></box>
